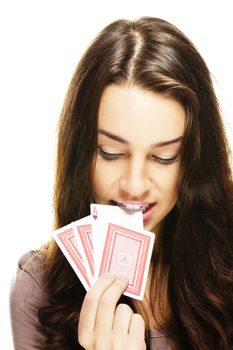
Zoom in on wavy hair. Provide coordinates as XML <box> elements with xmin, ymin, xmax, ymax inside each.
<box><xmin>39</xmin><ymin>17</ymin><xmax>233</xmax><ymax>349</ymax></box>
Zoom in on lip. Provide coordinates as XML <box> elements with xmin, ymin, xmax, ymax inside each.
<box><xmin>142</xmin><ymin>202</ymin><xmax>156</xmax><ymax>221</ymax></box>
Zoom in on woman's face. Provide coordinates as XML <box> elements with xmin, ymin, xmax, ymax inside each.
<box><xmin>92</xmin><ymin>84</ymin><xmax>185</xmax><ymax>233</ymax></box>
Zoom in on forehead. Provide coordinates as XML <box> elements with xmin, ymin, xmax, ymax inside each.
<box><xmin>98</xmin><ymin>84</ymin><xmax>186</xmax><ymax>144</ymax></box>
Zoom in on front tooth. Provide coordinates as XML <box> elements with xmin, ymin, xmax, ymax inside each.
<box><xmin>120</xmin><ymin>203</ymin><xmax>148</xmax><ymax>210</ymax></box>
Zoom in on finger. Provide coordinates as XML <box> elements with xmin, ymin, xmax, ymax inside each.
<box><xmin>95</xmin><ymin>274</ymin><xmax>128</xmax><ymax>332</ymax></box>
<box><xmin>128</xmin><ymin>313</ymin><xmax>145</xmax><ymax>339</ymax></box>
<box><xmin>113</xmin><ymin>303</ymin><xmax>134</xmax><ymax>335</ymax></box>
<box><xmin>78</xmin><ymin>273</ymin><xmax>116</xmax><ymax>336</ymax></box>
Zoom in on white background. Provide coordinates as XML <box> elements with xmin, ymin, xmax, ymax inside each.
<box><xmin>0</xmin><ymin>0</ymin><xmax>232</xmax><ymax>348</ymax></box>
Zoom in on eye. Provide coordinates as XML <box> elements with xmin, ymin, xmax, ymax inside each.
<box><xmin>152</xmin><ymin>154</ymin><xmax>180</xmax><ymax>165</ymax></box>
<box><xmin>97</xmin><ymin>146</ymin><xmax>124</xmax><ymax>160</ymax></box>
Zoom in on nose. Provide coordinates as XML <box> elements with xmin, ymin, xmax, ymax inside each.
<box><xmin>119</xmin><ymin>159</ymin><xmax>151</xmax><ymax>199</ymax></box>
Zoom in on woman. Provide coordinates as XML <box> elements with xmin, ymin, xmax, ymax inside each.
<box><xmin>10</xmin><ymin>17</ymin><xmax>233</xmax><ymax>349</ymax></box>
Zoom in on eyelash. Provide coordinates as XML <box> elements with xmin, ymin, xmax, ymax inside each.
<box><xmin>152</xmin><ymin>155</ymin><xmax>180</xmax><ymax>165</ymax></box>
<box><xmin>98</xmin><ymin>147</ymin><xmax>124</xmax><ymax>160</ymax></box>
<box><xmin>98</xmin><ymin>147</ymin><xmax>180</xmax><ymax>165</ymax></box>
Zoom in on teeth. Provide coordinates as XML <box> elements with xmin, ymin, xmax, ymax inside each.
<box><xmin>118</xmin><ymin>202</ymin><xmax>149</xmax><ymax>211</ymax></box>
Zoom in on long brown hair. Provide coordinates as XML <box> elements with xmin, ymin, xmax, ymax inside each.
<box><xmin>40</xmin><ymin>17</ymin><xmax>233</xmax><ymax>349</ymax></box>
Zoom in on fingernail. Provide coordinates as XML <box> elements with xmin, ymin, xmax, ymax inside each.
<box><xmin>116</xmin><ymin>273</ymin><xmax>129</xmax><ymax>282</ymax></box>
<box><xmin>102</xmin><ymin>272</ymin><xmax>116</xmax><ymax>279</ymax></box>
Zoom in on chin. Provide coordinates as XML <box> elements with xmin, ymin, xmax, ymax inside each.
<box><xmin>144</xmin><ymin>220</ymin><xmax>161</xmax><ymax>234</ymax></box>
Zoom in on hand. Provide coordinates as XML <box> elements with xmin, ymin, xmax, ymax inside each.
<box><xmin>78</xmin><ymin>273</ymin><xmax>146</xmax><ymax>350</ymax></box>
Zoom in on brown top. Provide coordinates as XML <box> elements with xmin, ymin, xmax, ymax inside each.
<box><xmin>10</xmin><ymin>251</ymin><xmax>173</xmax><ymax>349</ymax></box>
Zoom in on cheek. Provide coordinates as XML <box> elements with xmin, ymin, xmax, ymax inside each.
<box><xmin>92</xmin><ymin>160</ymin><xmax>117</xmax><ymax>197</ymax></box>
<box><xmin>157</xmin><ymin>166</ymin><xmax>180</xmax><ymax>199</ymax></box>
<box><xmin>92</xmin><ymin>166</ymin><xmax>103</xmax><ymax>195</ymax></box>
<box><xmin>167</xmin><ymin>168</ymin><xmax>179</xmax><ymax>200</ymax></box>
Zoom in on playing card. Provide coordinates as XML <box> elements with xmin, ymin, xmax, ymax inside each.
<box><xmin>90</xmin><ymin>204</ymin><xmax>144</xmax><ymax>281</ymax></box>
<box><xmin>52</xmin><ymin>204</ymin><xmax>153</xmax><ymax>300</ymax></box>
<box><xmin>52</xmin><ymin>223</ymin><xmax>91</xmax><ymax>291</ymax></box>
<box><xmin>99</xmin><ymin>224</ymin><xmax>154</xmax><ymax>300</ymax></box>
<box><xmin>72</xmin><ymin>215</ymin><xmax>94</xmax><ymax>284</ymax></box>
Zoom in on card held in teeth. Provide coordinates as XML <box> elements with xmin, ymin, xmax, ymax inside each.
<box><xmin>99</xmin><ymin>224</ymin><xmax>155</xmax><ymax>300</ymax></box>
<box><xmin>90</xmin><ymin>203</ymin><xmax>144</xmax><ymax>281</ymax></box>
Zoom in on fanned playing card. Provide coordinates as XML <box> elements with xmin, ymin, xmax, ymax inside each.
<box><xmin>52</xmin><ymin>223</ymin><xmax>91</xmax><ymax>291</ymax></box>
<box><xmin>99</xmin><ymin>224</ymin><xmax>154</xmax><ymax>300</ymax></box>
<box><xmin>52</xmin><ymin>204</ymin><xmax>155</xmax><ymax>300</ymax></box>
<box><xmin>72</xmin><ymin>215</ymin><xmax>94</xmax><ymax>284</ymax></box>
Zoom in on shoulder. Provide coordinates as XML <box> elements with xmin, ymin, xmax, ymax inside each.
<box><xmin>10</xmin><ymin>248</ymin><xmax>49</xmax><ymax>309</ymax></box>
<box><xmin>10</xmin><ymin>249</ymin><xmax>50</xmax><ymax>348</ymax></box>
<box><xmin>17</xmin><ymin>249</ymin><xmax>46</xmax><ymax>288</ymax></box>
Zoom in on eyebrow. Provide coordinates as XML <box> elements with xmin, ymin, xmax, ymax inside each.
<box><xmin>98</xmin><ymin>129</ymin><xmax>183</xmax><ymax>148</ymax></box>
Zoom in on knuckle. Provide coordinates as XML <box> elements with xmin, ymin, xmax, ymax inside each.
<box><xmin>100</xmin><ymin>290</ymin><xmax>115</xmax><ymax>305</ymax></box>
<box><xmin>112</xmin><ymin>338</ymin><xmax>125</xmax><ymax>350</ymax></box>
<box><xmin>94</xmin><ymin>334</ymin><xmax>112</xmax><ymax>350</ymax></box>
